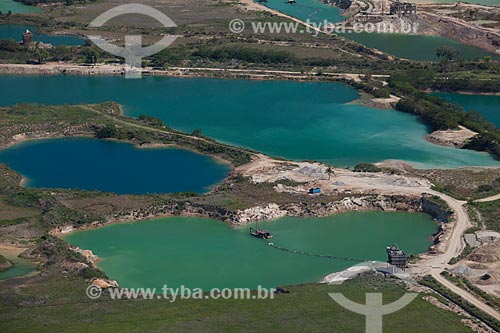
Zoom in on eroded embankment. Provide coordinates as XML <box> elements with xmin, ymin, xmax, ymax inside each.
<box><xmin>233</xmin><ymin>194</ymin><xmax>449</xmax><ymax>225</ymax></box>
<box><xmin>419</xmin><ymin>11</ymin><xmax>500</xmax><ymax>55</ymax></box>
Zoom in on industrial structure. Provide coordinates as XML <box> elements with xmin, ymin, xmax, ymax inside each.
<box><xmin>250</xmin><ymin>221</ymin><xmax>273</xmax><ymax>239</ymax></box>
<box><xmin>389</xmin><ymin>1</ymin><xmax>417</xmax><ymax>17</ymax></box>
<box><xmin>386</xmin><ymin>244</ymin><xmax>408</xmax><ymax>269</ymax></box>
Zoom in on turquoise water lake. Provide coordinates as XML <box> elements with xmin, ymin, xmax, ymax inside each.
<box><xmin>258</xmin><ymin>0</ymin><xmax>498</xmax><ymax>60</ymax></box>
<box><xmin>0</xmin><ymin>138</ymin><xmax>230</xmax><ymax>194</ymax></box>
<box><xmin>0</xmin><ymin>24</ymin><xmax>85</xmax><ymax>46</ymax></box>
<box><xmin>0</xmin><ymin>261</ymin><xmax>33</xmax><ymax>280</ymax></box>
<box><xmin>0</xmin><ymin>0</ymin><xmax>41</xmax><ymax>14</ymax></box>
<box><xmin>435</xmin><ymin>93</ymin><xmax>500</xmax><ymax>127</ymax></box>
<box><xmin>262</xmin><ymin>0</ymin><xmax>344</xmax><ymax>24</ymax></box>
<box><xmin>64</xmin><ymin>212</ymin><xmax>437</xmax><ymax>290</ymax></box>
<box><xmin>0</xmin><ymin>76</ymin><xmax>498</xmax><ymax>169</ymax></box>
<box><xmin>0</xmin><ymin>253</ymin><xmax>34</xmax><ymax>281</ymax></box>
<box><xmin>339</xmin><ymin>32</ymin><xmax>500</xmax><ymax>61</ymax></box>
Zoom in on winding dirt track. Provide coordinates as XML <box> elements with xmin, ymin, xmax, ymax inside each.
<box><xmin>432</xmin><ymin>270</ymin><xmax>500</xmax><ymax>321</ymax></box>
<box><xmin>414</xmin><ymin>192</ymin><xmax>500</xmax><ymax>322</ymax></box>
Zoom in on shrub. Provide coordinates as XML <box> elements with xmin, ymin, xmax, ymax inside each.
<box><xmin>353</xmin><ymin>163</ymin><xmax>381</xmax><ymax>173</ymax></box>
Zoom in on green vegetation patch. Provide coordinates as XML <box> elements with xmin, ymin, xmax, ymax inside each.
<box><xmin>0</xmin><ymin>273</ymin><xmax>473</xmax><ymax>333</ymax></box>
<box><xmin>0</xmin><ymin>195</ymin><xmax>40</xmax><ymax>227</ymax></box>
<box><xmin>0</xmin><ymin>163</ymin><xmax>22</xmax><ymax>189</ymax></box>
<box><xmin>193</xmin><ymin>44</ymin><xmax>298</xmax><ymax>65</ymax></box>
<box><xmin>414</xmin><ymin>168</ymin><xmax>500</xmax><ymax>200</ymax></box>
<box><xmin>0</xmin><ymin>102</ymin><xmax>252</xmax><ymax>166</ymax></box>
<box><xmin>470</xmin><ymin>199</ymin><xmax>500</xmax><ymax>232</ymax></box>
<box><xmin>389</xmin><ymin>71</ymin><xmax>500</xmax><ymax>158</ymax></box>
<box><xmin>353</xmin><ymin>163</ymin><xmax>382</xmax><ymax>173</ymax></box>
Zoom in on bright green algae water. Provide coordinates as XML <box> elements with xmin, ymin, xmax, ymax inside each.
<box><xmin>0</xmin><ymin>76</ymin><xmax>498</xmax><ymax>169</ymax></box>
<box><xmin>0</xmin><ymin>24</ymin><xmax>85</xmax><ymax>46</ymax></box>
<box><xmin>63</xmin><ymin>212</ymin><xmax>437</xmax><ymax>290</ymax></box>
<box><xmin>0</xmin><ymin>138</ymin><xmax>230</xmax><ymax>194</ymax></box>
<box><xmin>434</xmin><ymin>92</ymin><xmax>500</xmax><ymax>127</ymax></box>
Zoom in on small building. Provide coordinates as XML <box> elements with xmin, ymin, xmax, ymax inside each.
<box><xmin>386</xmin><ymin>244</ymin><xmax>407</xmax><ymax>269</ymax></box>
<box><xmin>22</xmin><ymin>29</ymin><xmax>33</xmax><ymax>46</ymax></box>
<box><xmin>308</xmin><ymin>187</ymin><xmax>321</xmax><ymax>194</ymax></box>
<box><xmin>389</xmin><ymin>1</ymin><xmax>416</xmax><ymax>16</ymax></box>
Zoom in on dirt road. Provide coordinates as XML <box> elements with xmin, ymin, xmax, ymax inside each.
<box><xmin>475</xmin><ymin>193</ymin><xmax>500</xmax><ymax>203</ymax></box>
<box><xmin>431</xmin><ymin>270</ymin><xmax>500</xmax><ymax>321</ymax></box>
<box><xmin>0</xmin><ymin>63</ymin><xmax>390</xmax><ymax>81</ymax></box>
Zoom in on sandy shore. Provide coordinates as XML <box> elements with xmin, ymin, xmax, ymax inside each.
<box><xmin>425</xmin><ymin>125</ymin><xmax>478</xmax><ymax>148</ymax></box>
<box><xmin>1</xmin><ymin>132</ymin><xmax>95</xmax><ymax>150</ymax></box>
<box><xmin>349</xmin><ymin>92</ymin><xmax>400</xmax><ymax>109</ymax></box>
<box><xmin>0</xmin><ymin>63</ymin><xmax>379</xmax><ymax>82</ymax></box>
<box><xmin>2</xmin><ymin>115</ymin><xmax>235</xmax><ymax>171</ymax></box>
<box><xmin>133</xmin><ymin>141</ymin><xmax>234</xmax><ymax>168</ymax></box>
<box><xmin>321</xmin><ymin>261</ymin><xmax>414</xmax><ymax>284</ymax></box>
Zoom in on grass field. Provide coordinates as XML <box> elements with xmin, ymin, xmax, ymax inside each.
<box><xmin>0</xmin><ymin>273</ymin><xmax>474</xmax><ymax>332</ymax></box>
<box><xmin>0</xmin><ymin>196</ymin><xmax>39</xmax><ymax>227</ymax></box>
<box><xmin>414</xmin><ymin>168</ymin><xmax>500</xmax><ymax>200</ymax></box>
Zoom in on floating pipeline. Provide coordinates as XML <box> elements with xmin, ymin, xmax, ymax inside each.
<box><xmin>262</xmin><ymin>238</ymin><xmax>368</xmax><ymax>262</ymax></box>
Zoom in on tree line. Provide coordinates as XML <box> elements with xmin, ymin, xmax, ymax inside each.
<box><xmin>388</xmin><ymin>71</ymin><xmax>500</xmax><ymax>158</ymax></box>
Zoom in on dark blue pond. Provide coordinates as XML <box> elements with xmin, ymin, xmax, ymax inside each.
<box><xmin>0</xmin><ymin>138</ymin><xmax>230</xmax><ymax>194</ymax></box>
